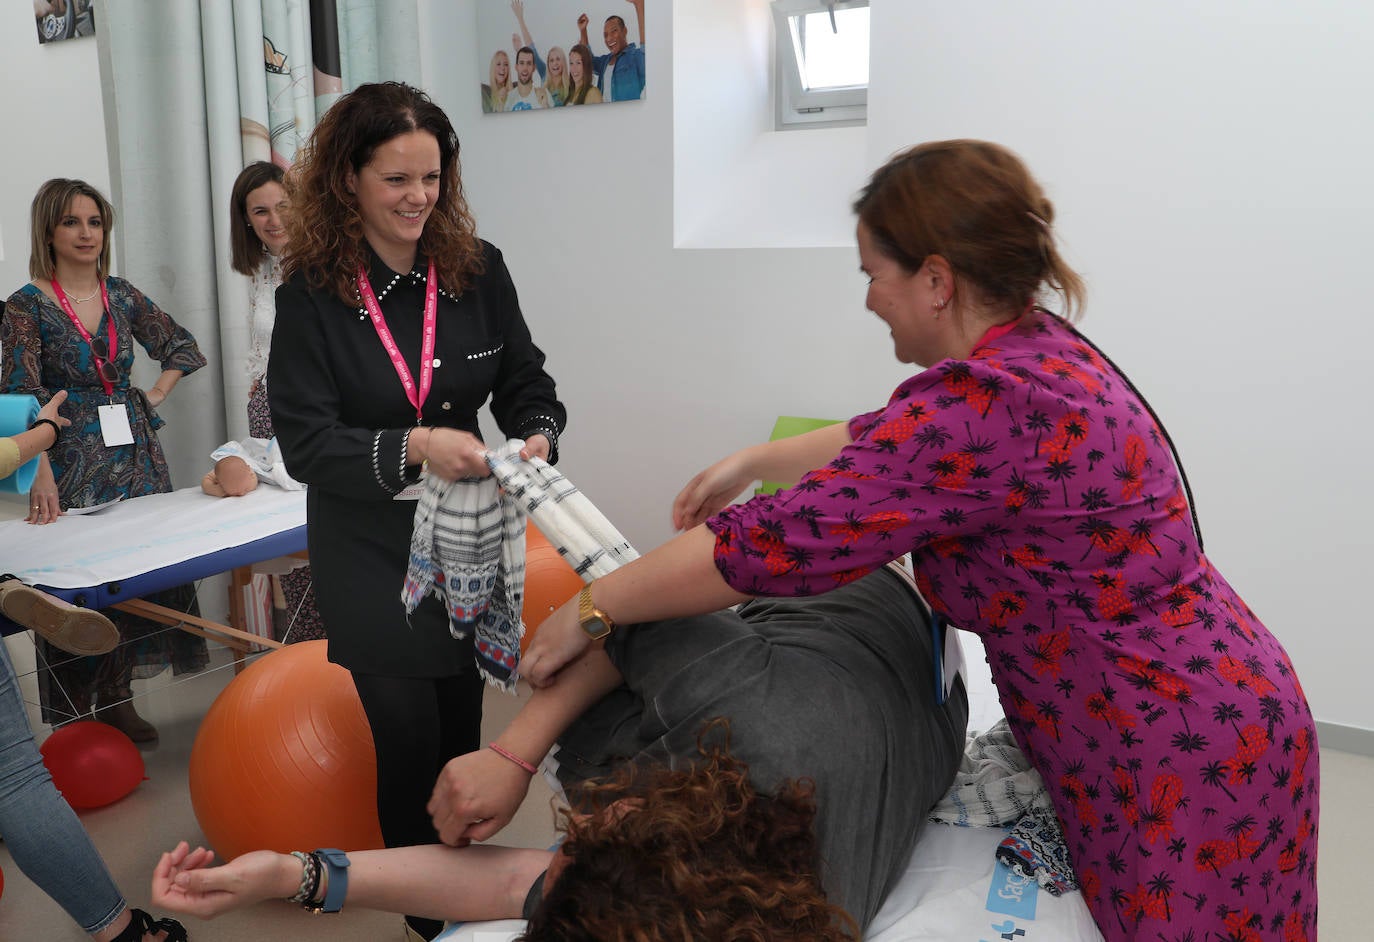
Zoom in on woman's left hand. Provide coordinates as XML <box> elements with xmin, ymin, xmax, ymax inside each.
<box><xmin>27</xmin><ymin>455</ymin><xmax>61</xmax><ymax>525</ymax></box>
<box><xmin>520</xmin><ymin>595</ymin><xmax>593</xmax><ymax>687</ymax></box>
<box><xmin>152</xmin><ymin>841</ymin><xmax>296</xmax><ymax>919</ymax></box>
<box><xmin>519</xmin><ymin>434</ymin><xmax>551</xmax><ymax>462</ymax></box>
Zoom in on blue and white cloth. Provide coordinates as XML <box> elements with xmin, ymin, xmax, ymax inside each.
<box><xmin>402</xmin><ymin>440</ymin><xmax>639</xmax><ymax>689</ymax></box>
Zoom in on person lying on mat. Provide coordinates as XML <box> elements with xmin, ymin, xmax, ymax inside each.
<box><xmin>151</xmin><ymin>563</ymin><xmax>968</xmax><ymax>937</ymax></box>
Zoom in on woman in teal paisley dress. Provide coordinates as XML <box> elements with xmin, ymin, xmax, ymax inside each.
<box><xmin>1</xmin><ymin>178</ymin><xmax>208</xmax><ymax>741</ymax></box>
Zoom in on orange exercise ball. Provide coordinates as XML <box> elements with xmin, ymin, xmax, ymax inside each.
<box><xmin>188</xmin><ymin>640</ymin><xmax>383</xmax><ymax>861</ymax></box>
<box><xmin>40</xmin><ymin>720</ymin><xmax>145</xmax><ymax>809</ymax></box>
<box><xmin>521</xmin><ymin>526</ymin><xmax>582</xmax><ymax>653</ymax></box>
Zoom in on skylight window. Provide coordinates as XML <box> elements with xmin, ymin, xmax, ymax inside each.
<box><xmin>773</xmin><ymin>0</ymin><xmax>869</xmax><ymax>129</ymax></box>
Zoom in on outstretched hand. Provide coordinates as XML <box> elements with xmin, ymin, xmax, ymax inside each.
<box><xmin>428</xmin><ymin>747</ymin><xmax>534</xmax><ymax>846</ymax></box>
<box><xmin>671</xmin><ymin>451</ymin><xmax>755</xmax><ymax>531</ymax></box>
<box><xmin>152</xmin><ymin>842</ymin><xmax>297</xmax><ymax>919</ymax></box>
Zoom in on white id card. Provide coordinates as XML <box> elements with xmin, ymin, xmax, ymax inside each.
<box><xmin>98</xmin><ymin>403</ymin><xmax>135</xmax><ymax>446</ymax></box>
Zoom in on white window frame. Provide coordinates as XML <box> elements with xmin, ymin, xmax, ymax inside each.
<box><xmin>772</xmin><ymin>0</ymin><xmax>869</xmax><ymax>130</ymax></box>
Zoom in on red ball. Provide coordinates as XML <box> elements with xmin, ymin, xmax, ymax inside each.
<box><xmin>188</xmin><ymin>640</ymin><xmax>383</xmax><ymax>861</ymax></box>
<box><xmin>39</xmin><ymin>720</ymin><xmax>145</xmax><ymax>809</ymax></box>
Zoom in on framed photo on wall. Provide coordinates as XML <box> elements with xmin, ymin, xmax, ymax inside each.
<box><xmin>34</xmin><ymin>0</ymin><xmax>96</xmax><ymax>45</ymax></box>
<box><xmin>477</xmin><ymin>0</ymin><xmax>645</xmax><ymax>114</ymax></box>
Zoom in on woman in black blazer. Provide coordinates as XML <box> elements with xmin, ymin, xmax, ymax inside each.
<box><xmin>268</xmin><ymin>81</ymin><xmax>565</xmax><ymax>942</ymax></box>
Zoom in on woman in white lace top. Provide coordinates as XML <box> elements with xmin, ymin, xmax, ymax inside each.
<box><xmin>229</xmin><ymin>161</ymin><xmax>325</xmax><ymax>641</ymax></box>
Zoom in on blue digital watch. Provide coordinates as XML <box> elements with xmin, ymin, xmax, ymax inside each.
<box><xmin>312</xmin><ymin>848</ymin><xmax>351</xmax><ymax>914</ymax></box>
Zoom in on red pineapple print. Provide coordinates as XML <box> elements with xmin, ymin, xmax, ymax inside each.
<box><xmin>1120</xmin><ymin>434</ymin><xmax>1147</xmax><ymax>500</ymax></box>
<box><xmin>1079</xmin><ymin>869</ymin><xmax>1101</xmax><ymax>904</ymax></box>
<box><xmin>1093</xmin><ymin>570</ymin><xmax>1132</xmax><ymax>621</ymax></box>
<box><xmin>1221</xmin><ymin>597</ymin><xmax>1258</xmax><ymax>641</ymax></box>
<box><xmin>1221</xmin><ymin>909</ymin><xmax>1263</xmax><ymax>942</ymax></box>
<box><xmin>1218</xmin><ymin>655</ymin><xmax>1278</xmax><ymax>697</ymax></box>
<box><xmin>1086</xmin><ymin>690</ymin><xmax>1138</xmax><ymax>731</ymax></box>
<box><xmin>1071</xmin><ymin>341</ymin><xmax>1108</xmax><ymax>375</ymax></box>
<box><xmin>871</xmin><ymin>401</ymin><xmax>934</xmax><ymax>444</ymax></box>
<box><xmin>1040</xmin><ymin>412</ymin><xmax>1090</xmax><ymax>462</ymax></box>
<box><xmin>1224</xmin><ymin>724</ymin><xmax>1271</xmax><ymax>785</ymax></box>
<box><xmin>1121</xmin><ymin>884</ymin><xmax>1170</xmax><ymax>923</ymax></box>
<box><xmin>1141</xmin><ymin>773</ymin><xmax>1184</xmax><ymax>845</ymax></box>
<box><xmin>1164</xmin><ymin>487</ymin><xmax>1188</xmax><ymax>524</ymax></box>
<box><xmin>1059</xmin><ymin>770</ymin><xmax>1099</xmax><ymax>829</ymax></box>
<box><xmin>747</xmin><ymin>521</ymin><xmax>792</xmax><ymax>576</ymax></box>
<box><xmin>1009</xmin><ymin>545</ymin><xmax>1052</xmax><ymax>568</ymax></box>
<box><xmin>981</xmin><ymin>590</ymin><xmax>1027</xmax><ymax>630</ymax></box>
<box><xmin>1039</xmin><ymin>355</ymin><xmax>1103</xmax><ymax>394</ymax></box>
<box><xmin>931</xmin><ymin>450</ymin><xmax>976</xmax><ymax>488</ymax></box>
<box><xmin>1278</xmin><ymin>813</ymin><xmax>1313</xmax><ymax>873</ymax></box>
<box><xmin>1024</xmin><ymin>626</ymin><xmax>1072</xmax><ymax>678</ymax></box>
<box><xmin>1012</xmin><ymin>696</ymin><xmax>1062</xmax><ymax>740</ymax></box>
<box><xmin>942</xmin><ymin>366</ymin><xmax>1000</xmax><ymax>415</ymax></box>
<box><xmin>1114</xmin><ymin>654</ymin><xmax>1191</xmax><ymax>702</ymax></box>
<box><xmin>1159</xmin><ymin>580</ymin><xmax>1199</xmax><ymax>629</ymax></box>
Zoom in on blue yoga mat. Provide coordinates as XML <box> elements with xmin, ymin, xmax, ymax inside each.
<box><xmin>0</xmin><ymin>394</ymin><xmax>42</xmax><ymax>494</ymax></box>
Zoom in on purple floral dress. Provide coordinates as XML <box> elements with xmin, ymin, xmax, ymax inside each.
<box><xmin>708</xmin><ymin>310</ymin><xmax>1318</xmax><ymax>942</ymax></box>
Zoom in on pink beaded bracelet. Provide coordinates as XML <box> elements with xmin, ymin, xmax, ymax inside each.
<box><xmin>488</xmin><ymin>742</ymin><xmax>538</xmax><ymax>775</ymax></box>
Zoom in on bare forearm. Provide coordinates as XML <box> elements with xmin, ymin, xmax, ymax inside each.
<box><xmin>740</xmin><ymin>422</ymin><xmax>850</xmax><ymax>490</ymax></box>
<box><xmin>344</xmin><ymin>844</ymin><xmax>552</xmax><ymax>921</ymax></box>
<box><xmin>499</xmin><ymin>646</ymin><xmax>624</xmax><ymax>763</ymax></box>
<box><xmin>592</xmin><ymin>525</ymin><xmax>747</xmax><ymax>627</ymax></box>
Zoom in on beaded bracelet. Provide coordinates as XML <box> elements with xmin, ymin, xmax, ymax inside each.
<box><xmin>489</xmin><ymin>742</ymin><xmax>538</xmax><ymax>775</ymax></box>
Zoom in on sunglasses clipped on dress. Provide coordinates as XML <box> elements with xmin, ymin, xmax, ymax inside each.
<box><xmin>88</xmin><ymin>333</ymin><xmax>118</xmax><ymax>385</ymax></box>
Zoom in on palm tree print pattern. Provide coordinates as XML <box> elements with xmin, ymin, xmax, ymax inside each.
<box><xmin>707</xmin><ymin>310</ymin><xmax>1318</xmax><ymax>941</ymax></box>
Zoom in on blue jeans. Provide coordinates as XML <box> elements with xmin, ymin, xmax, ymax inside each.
<box><xmin>0</xmin><ymin>640</ymin><xmax>126</xmax><ymax>933</ymax></box>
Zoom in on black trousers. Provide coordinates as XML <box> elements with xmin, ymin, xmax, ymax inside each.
<box><xmin>351</xmin><ymin>666</ymin><xmax>484</xmax><ymax>936</ymax></box>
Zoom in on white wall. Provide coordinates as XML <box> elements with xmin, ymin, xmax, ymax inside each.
<box><xmin>420</xmin><ymin>0</ymin><xmax>1372</xmax><ymax>735</ymax></box>
<box><xmin>4</xmin><ymin>2</ymin><xmax>1359</xmax><ymax>732</ymax></box>
<box><xmin>0</xmin><ymin>11</ymin><xmax>110</xmax><ymax>293</ymax></box>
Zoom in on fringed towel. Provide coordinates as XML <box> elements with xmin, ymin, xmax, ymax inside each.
<box><xmin>402</xmin><ymin>439</ymin><xmax>640</xmax><ymax>690</ymax></box>
<box><xmin>484</xmin><ymin>447</ymin><xmax>639</xmax><ymax>580</ymax></box>
<box><xmin>929</xmin><ymin>717</ymin><xmax>1079</xmax><ymax>895</ymax></box>
<box><xmin>403</xmin><ymin>440</ymin><xmax>527</xmax><ymax>688</ymax></box>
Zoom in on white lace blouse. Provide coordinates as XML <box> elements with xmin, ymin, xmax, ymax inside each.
<box><xmin>246</xmin><ymin>254</ymin><xmax>283</xmax><ymax>384</ymax></box>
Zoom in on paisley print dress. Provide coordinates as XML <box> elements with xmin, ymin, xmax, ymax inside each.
<box><xmin>2</xmin><ymin>278</ymin><xmax>209</xmax><ymax>720</ymax></box>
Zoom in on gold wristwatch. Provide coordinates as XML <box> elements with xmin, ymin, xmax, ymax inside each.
<box><xmin>577</xmin><ymin>585</ymin><xmax>616</xmax><ymax>641</ymax></box>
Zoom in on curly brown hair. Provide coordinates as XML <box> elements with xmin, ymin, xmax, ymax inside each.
<box><xmin>521</xmin><ymin>723</ymin><xmax>859</xmax><ymax>942</ymax></box>
<box><xmin>282</xmin><ymin>81</ymin><xmax>484</xmax><ymax>303</ymax></box>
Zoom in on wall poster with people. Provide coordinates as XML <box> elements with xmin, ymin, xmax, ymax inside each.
<box><xmin>478</xmin><ymin>0</ymin><xmax>645</xmax><ymax>114</ymax></box>
<box><xmin>33</xmin><ymin>0</ymin><xmax>95</xmax><ymax>45</ymax></box>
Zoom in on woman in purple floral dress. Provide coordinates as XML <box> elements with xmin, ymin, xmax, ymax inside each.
<box><xmin>522</xmin><ymin>141</ymin><xmax>1319</xmax><ymax>941</ymax></box>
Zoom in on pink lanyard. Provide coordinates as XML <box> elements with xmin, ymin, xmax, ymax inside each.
<box><xmin>356</xmin><ymin>259</ymin><xmax>437</xmax><ymax>423</ymax></box>
<box><xmin>51</xmin><ymin>278</ymin><xmax>117</xmax><ymax>396</ymax></box>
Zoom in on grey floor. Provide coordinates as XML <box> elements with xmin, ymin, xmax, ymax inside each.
<box><xmin>0</xmin><ymin>633</ymin><xmax>1366</xmax><ymax>940</ymax></box>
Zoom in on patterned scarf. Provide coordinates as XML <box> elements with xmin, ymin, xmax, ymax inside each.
<box><xmin>402</xmin><ymin>440</ymin><xmax>639</xmax><ymax>689</ymax></box>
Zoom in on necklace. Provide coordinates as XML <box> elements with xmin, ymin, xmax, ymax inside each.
<box><xmin>65</xmin><ymin>285</ymin><xmax>100</xmax><ymax>304</ymax></box>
